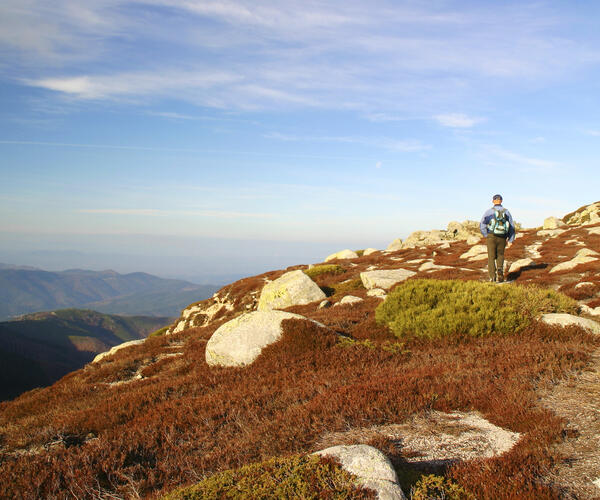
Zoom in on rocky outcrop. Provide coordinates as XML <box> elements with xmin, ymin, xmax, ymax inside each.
<box><xmin>93</xmin><ymin>339</ymin><xmax>145</xmax><ymax>363</ymax></box>
<box><xmin>360</xmin><ymin>269</ymin><xmax>416</xmax><ymax>290</ymax></box>
<box><xmin>258</xmin><ymin>270</ymin><xmax>326</xmax><ymax>311</ymax></box>
<box><xmin>325</xmin><ymin>249</ymin><xmax>359</xmax><ymax>262</ymax></box>
<box><xmin>315</xmin><ymin>445</ymin><xmax>406</xmax><ymax>500</ymax></box>
<box><xmin>563</xmin><ymin>201</ymin><xmax>600</xmax><ymax>226</ymax></box>
<box><xmin>170</xmin><ymin>293</ymin><xmax>236</xmax><ymax>334</ymax></box>
<box><xmin>549</xmin><ymin>248</ymin><xmax>599</xmax><ymax>273</ymax></box>
<box><xmin>205</xmin><ymin>310</ymin><xmax>315</xmax><ymax>367</ymax></box>
<box><xmin>386</xmin><ymin>238</ymin><xmax>403</xmax><ymax>251</ymax></box>
<box><xmin>541</xmin><ymin>313</ymin><xmax>600</xmax><ymax>335</ymax></box>
<box><xmin>390</xmin><ymin>220</ymin><xmax>481</xmax><ymax>250</ymax></box>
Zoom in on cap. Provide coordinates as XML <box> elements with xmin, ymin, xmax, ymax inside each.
<box><xmin>493</xmin><ymin>194</ymin><xmax>503</xmax><ymax>201</ymax></box>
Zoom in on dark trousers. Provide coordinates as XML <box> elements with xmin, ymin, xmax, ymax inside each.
<box><xmin>487</xmin><ymin>234</ymin><xmax>507</xmax><ymax>280</ymax></box>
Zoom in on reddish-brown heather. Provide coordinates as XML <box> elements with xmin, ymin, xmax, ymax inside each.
<box><xmin>0</xmin><ymin>316</ymin><xmax>596</xmax><ymax>499</ymax></box>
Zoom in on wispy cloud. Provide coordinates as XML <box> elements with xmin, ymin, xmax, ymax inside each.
<box><xmin>264</xmin><ymin>132</ymin><xmax>430</xmax><ymax>152</ymax></box>
<box><xmin>79</xmin><ymin>208</ymin><xmax>275</xmax><ymax>218</ymax></box>
<box><xmin>485</xmin><ymin>146</ymin><xmax>560</xmax><ymax>170</ymax></box>
<box><xmin>4</xmin><ymin>1</ymin><xmax>600</xmax><ymax>113</ymax></box>
<box><xmin>434</xmin><ymin>113</ymin><xmax>484</xmax><ymax>128</ymax></box>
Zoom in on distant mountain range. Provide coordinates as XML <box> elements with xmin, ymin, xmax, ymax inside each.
<box><xmin>0</xmin><ymin>308</ymin><xmax>172</xmax><ymax>401</ymax></box>
<box><xmin>0</xmin><ymin>265</ymin><xmax>220</xmax><ymax>320</ymax></box>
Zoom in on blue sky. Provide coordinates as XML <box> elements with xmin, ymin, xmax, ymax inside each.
<box><xmin>1</xmin><ymin>1</ymin><xmax>599</xmax><ymax>282</ymax></box>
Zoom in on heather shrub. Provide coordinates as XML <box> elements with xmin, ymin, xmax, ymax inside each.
<box><xmin>376</xmin><ymin>279</ymin><xmax>577</xmax><ymax>339</ymax></box>
<box><xmin>149</xmin><ymin>326</ymin><xmax>169</xmax><ymax>338</ymax></box>
<box><xmin>304</xmin><ymin>264</ymin><xmax>344</xmax><ymax>279</ymax></box>
<box><xmin>411</xmin><ymin>474</ymin><xmax>473</xmax><ymax>500</ymax></box>
<box><xmin>162</xmin><ymin>454</ymin><xmax>374</xmax><ymax>500</ymax></box>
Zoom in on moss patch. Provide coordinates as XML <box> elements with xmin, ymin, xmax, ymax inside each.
<box><xmin>162</xmin><ymin>454</ymin><xmax>375</xmax><ymax>500</ymax></box>
<box><xmin>376</xmin><ymin>279</ymin><xmax>577</xmax><ymax>339</ymax></box>
<box><xmin>411</xmin><ymin>474</ymin><xmax>474</xmax><ymax>500</ymax></box>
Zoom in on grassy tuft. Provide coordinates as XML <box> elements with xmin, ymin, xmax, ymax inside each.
<box><xmin>376</xmin><ymin>279</ymin><xmax>577</xmax><ymax>339</ymax></box>
<box><xmin>304</xmin><ymin>264</ymin><xmax>345</xmax><ymax>280</ymax></box>
<box><xmin>162</xmin><ymin>454</ymin><xmax>374</xmax><ymax>500</ymax></box>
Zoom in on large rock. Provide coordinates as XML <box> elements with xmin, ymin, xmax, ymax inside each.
<box><xmin>93</xmin><ymin>339</ymin><xmax>145</xmax><ymax>363</ymax></box>
<box><xmin>363</xmin><ymin>248</ymin><xmax>379</xmax><ymax>256</ymax></box>
<box><xmin>543</xmin><ymin>216</ymin><xmax>566</xmax><ymax>230</ymax></box>
<box><xmin>325</xmin><ymin>249</ymin><xmax>359</xmax><ymax>262</ymax></box>
<box><xmin>315</xmin><ymin>445</ymin><xmax>406</xmax><ymax>500</ymax></box>
<box><xmin>206</xmin><ymin>310</ymin><xmax>310</xmax><ymax>366</ymax></box>
<box><xmin>386</xmin><ymin>238</ymin><xmax>403</xmax><ymax>252</ymax></box>
<box><xmin>541</xmin><ymin>313</ymin><xmax>600</xmax><ymax>335</ymax></box>
<box><xmin>258</xmin><ymin>270</ymin><xmax>326</xmax><ymax>311</ymax></box>
<box><xmin>360</xmin><ymin>269</ymin><xmax>416</xmax><ymax>290</ymax></box>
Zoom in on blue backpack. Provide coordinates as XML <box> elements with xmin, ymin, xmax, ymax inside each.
<box><xmin>487</xmin><ymin>208</ymin><xmax>510</xmax><ymax>236</ymax></box>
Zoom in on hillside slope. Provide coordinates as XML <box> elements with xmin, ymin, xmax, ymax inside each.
<box><xmin>0</xmin><ymin>267</ymin><xmax>219</xmax><ymax>320</ymax></box>
<box><xmin>0</xmin><ymin>201</ymin><xmax>599</xmax><ymax>499</ymax></box>
<box><xmin>0</xmin><ymin>309</ymin><xmax>172</xmax><ymax>401</ymax></box>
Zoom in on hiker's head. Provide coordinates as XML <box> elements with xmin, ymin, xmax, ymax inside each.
<box><xmin>492</xmin><ymin>194</ymin><xmax>503</xmax><ymax>205</ymax></box>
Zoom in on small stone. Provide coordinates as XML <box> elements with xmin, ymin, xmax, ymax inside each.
<box><xmin>367</xmin><ymin>288</ymin><xmax>387</xmax><ymax>299</ymax></box>
<box><xmin>335</xmin><ymin>295</ymin><xmax>364</xmax><ymax>307</ymax></box>
<box><xmin>325</xmin><ymin>249</ymin><xmax>359</xmax><ymax>262</ymax></box>
<box><xmin>508</xmin><ymin>258</ymin><xmax>534</xmax><ymax>274</ymax></box>
<box><xmin>318</xmin><ymin>300</ymin><xmax>331</xmax><ymax>309</ymax></box>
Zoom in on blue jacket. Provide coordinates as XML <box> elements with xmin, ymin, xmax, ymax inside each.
<box><xmin>480</xmin><ymin>205</ymin><xmax>515</xmax><ymax>242</ymax></box>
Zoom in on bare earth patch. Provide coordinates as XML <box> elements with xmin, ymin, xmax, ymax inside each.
<box><xmin>541</xmin><ymin>348</ymin><xmax>600</xmax><ymax>499</ymax></box>
<box><xmin>316</xmin><ymin>411</ymin><xmax>521</xmax><ymax>468</ymax></box>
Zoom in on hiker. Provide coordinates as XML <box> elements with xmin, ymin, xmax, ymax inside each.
<box><xmin>480</xmin><ymin>194</ymin><xmax>515</xmax><ymax>282</ymax></box>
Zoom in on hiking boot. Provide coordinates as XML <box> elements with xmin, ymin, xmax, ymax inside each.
<box><xmin>497</xmin><ymin>273</ymin><xmax>504</xmax><ymax>283</ymax></box>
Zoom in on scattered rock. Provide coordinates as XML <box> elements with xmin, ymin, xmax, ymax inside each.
<box><xmin>565</xmin><ymin>239</ymin><xmax>584</xmax><ymax>246</ymax></box>
<box><xmin>93</xmin><ymin>339</ymin><xmax>146</xmax><ymax>363</ymax></box>
<box><xmin>367</xmin><ymin>288</ymin><xmax>387</xmax><ymax>299</ymax></box>
<box><xmin>466</xmin><ymin>235</ymin><xmax>481</xmax><ymax>245</ymax></box>
<box><xmin>549</xmin><ymin>248</ymin><xmax>599</xmax><ymax>273</ymax></box>
<box><xmin>258</xmin><ymin>270</ymin><xmax>326</xmax><ymax>311</ymax></box>
<box><xmin>171</xmin><ymin>293</ymin><xmax>236</xmax><ymax>333</ymax></box>
<box><xmin>581</xmin><ymin>304</ymin><xmax>600</xmax><ymax>317</ymax></box>
<box><xmin>508</xmin><ymin>258</ymin><xmax>534</xmax><ymax>274</ymax></box>
<box><xmin>575</xmin><ymin>282</ymin><xmax>595</xmax><ymax>289</ymax></box>
<box><xmin>360</xmin><ymin>269</ymin><xmax>416</xmax><ymax>290</ymax></box>
<box><xmin>318</xmin><ymin>300</ymin><xmax>331</xmax><ymax>309</ymax></box>
<box><xmin>335</xmin><ymin>295</ymin><xmax>364</xmax><ymax>306</ymax></box>
<box><xmin>205</xmin><ymin>310</ymin><xmax>315</xmax><ymax>367</ymax></box>
<box><xmin>418</xmin><ymin>261</ymin><xmax>452</xmax><ymax>272</ymax></box>
<box><xmin>460</xmin><ymin>245</ymin><xmax>487</xmax><ymax>260</ymax></box>
<box><xmin>537</xmin><ymin>228</ymin><xmax>567</xmax><ymax>237</ymax></box>
<box><xmin>525</xmin><ymin>242</ymin><xmax>543</xmax><ymax>259</ymax></box>
<box><xmin>544</xmin><ymin>216</ymin><xmax>566</xmax><ymax>230</ymax></box>
<box><xmin>588</xmin><ymin>227</ymin><xmax>600</xmax><ymax>235</ymax></box>
<box><xmin>325</xmin><ymin>249</ymin><xmax>359</xmax><ymax>262</ymax></box>
<box><xmin>363</xmin><ymin>248</ymin><xmax>379</xmax><ymax>256</ymax></box>
<box><xmin>540</xmin><ymin>313</ymin><xmax>600</xmax><ymax>335</ymax></box>
<box><xmin>315</xmin><ymin>445</ymin><xmax>406</xmax><ymax>500</ymax></box>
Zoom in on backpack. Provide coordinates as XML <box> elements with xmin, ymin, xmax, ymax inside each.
<box><xmin>487</xmin><ymin>208</ymin><xmax>510</xmax><ymax>236</ymax></box>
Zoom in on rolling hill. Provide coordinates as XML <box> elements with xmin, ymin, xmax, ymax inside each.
<box><xmin>0</xmin><ymin>309</ymin><xmax>172</xmax><ymax>401</ymax></box>
<box><xmin>0</xmin><ymin>267</ymin><xmax>219</xmax><ymax>320</ymax></box>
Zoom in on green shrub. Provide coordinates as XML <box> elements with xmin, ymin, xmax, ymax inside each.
<box><xmin>162</xmin><ymin>454</ymin><xmax>374</xmax><ymax>499</ymax></box>
<box><xmin>411</xmin><ymin>474</ymin><xmax>473</xmax><ymax>500</ymax></box>
<box><xmin>304</xmin><ymin>264</ymin><xmax>345</xmax><ymax>279</ymax></box>
<box><xmin>376</xmin><ymin>279</ymin><xmax>578</xmax><ymax>339</ymax></box>
<box><xmin>148</xmin><ymin>326</ymin><xmax>169</xmax><ymax>338</ymax></box>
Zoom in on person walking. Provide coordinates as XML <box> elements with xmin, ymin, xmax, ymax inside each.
<box><xmin>480</xmin><ymin>194</ymin><xmax>515</xmax><ymax>282</ymax></box>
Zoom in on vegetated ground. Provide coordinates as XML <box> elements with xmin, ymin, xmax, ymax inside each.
<box><xmin>0</xmin><ymin>220</ymin><xmax>599</xmax><ymax>499</ymax></box>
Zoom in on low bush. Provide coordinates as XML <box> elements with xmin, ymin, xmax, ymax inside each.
<box><xmin>304</xmin><ymin>264</ymin><xmax>345</xmax><ymax>280</ymax></box>
<box><xmin>376</xmin><ymin>279</ymin><xmax>577</xmax><ymax>339</ymax></box>
<box><xmin>163</xmin><ymin>454</ymin><xmax>374</xmax><ymax>500</ymax></box>
<box><xmin>411</xmin><ymin>474</ymin><xmax>473</xmax><ymax>500</ymax></box>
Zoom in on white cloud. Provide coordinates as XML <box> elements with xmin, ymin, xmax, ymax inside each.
<box><xmin>434</xmin><ymin>113</ymin><xmax>483</xmax><ymax>128</ymax></box>
<box><xmin>586</xmin><ymin>130</ymin><xmax>600</xmax><ymax>136</ymax></box>
<box><xmin>79</xmin><ymin>208</ymin><xmax>274</xmax><ymax>218</ymax></box>
<box><xmin>485</xmin><ymin>146</ymin><xmax>559</xmax><ymax>170</ymax></box>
